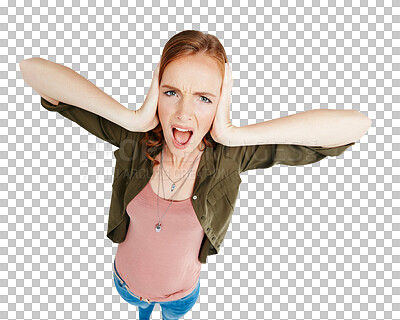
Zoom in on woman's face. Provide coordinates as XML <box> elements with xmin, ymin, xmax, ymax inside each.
<box><xmin>158</xmin><ymin>54</ymin><xmax>223</xmax><ymax>158</ymax></box>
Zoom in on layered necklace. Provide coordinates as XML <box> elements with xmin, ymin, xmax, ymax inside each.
<box><xmin>154</xmin><ymin>146</ymin><xmax>202</xmax><ymax>232</ymax></box>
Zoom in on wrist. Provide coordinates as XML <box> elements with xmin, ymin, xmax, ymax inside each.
<box><xmin>214</xmin><ymin>123</ymin><xmax>237</xmax><ymax>146</ymax></box>
<box><xmin>131</xmin><ymin>108</ymin><xmax>158</xmax><ymax>132</ymax></box>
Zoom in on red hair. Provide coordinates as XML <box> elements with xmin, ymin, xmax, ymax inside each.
<box><xmin>139</xmin><ymin>30</ymin><xmax>228</xmax><ymax>166</ymax></box>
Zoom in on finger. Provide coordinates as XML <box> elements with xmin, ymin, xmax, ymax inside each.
<box><xmin>220</xmin><ymin>64</ymin><xmax>232</xmax><ymax>101</ymax></box>
<box><xmin>144</xmin><ymin>64</ymin><xmax>160</xmax><ymax>104</ymax></box>
<box><xmin>225</xmin><ymin>63</ymin><xmax>233</xmax><ymax>88</ymax></box>
<box><xmin>154</xmin><ymin>61</ymin><xmax>160</xmax><ymax>75</ymax></box>
<box><xmin>226</xmin><ymin>62</ymin><xmax>233</xmax><ymax>83</ymax></box>
<box><xmin>219</xmin><ymin>64</ymin><xmax>228</xmax><ymax>96</ymax></box>
<box><xmin>151</xmin><ymin>63</ymin><xmax>160</xmax><ymax>88</ymax></box>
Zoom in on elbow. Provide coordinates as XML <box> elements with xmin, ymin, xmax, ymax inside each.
<box><xmin>350</xmin><ymin>110</ymin><xmax>372</xmax><ymax>142</ymax></box>
<box><xmin>19</xmin><ymin>60</ymin><xmax>28</xmax><ymax>82</ymax></box>
<box><xmin>19</xmin><ymin>58</ymin><xmax>37</xmax><ymax>79</ymax></box>
<box><xmin>356</xmin><ymin>110</ymin><xmax>372</xmax><ymax>132</ymax></box>
<box><xmin>19</xmin><ymin>59</ymin><xmax>30</xmax><ymax>73</ymax></box>
<box><xmin>366</xmin><ymin>116</ymin><xmax>372</xmax><ymax>130</ymax></box>
<box><xmin>19</xmin><ymin>57</ymin><xmax>46</xmax><ymax>71</ymax></box>
<box><xmin>19</xmin><ymin>57</ymin><xmax>34</xmax><ymax>69</ymax></box>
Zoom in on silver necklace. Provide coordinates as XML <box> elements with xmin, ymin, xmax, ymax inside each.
<box><xmin>160</xmin><ymin>155</ymin><xmax>189</xmax><ymax>192</ymax></box>
<box><xmin>161</xmin><ymin>141</ymin><xmax>205</xmax><ymax>192</ymax></box>
<box><xmin>155</xmin><ymin>147</ymin><xmax>202</xmax><ymax>232</ymax></box>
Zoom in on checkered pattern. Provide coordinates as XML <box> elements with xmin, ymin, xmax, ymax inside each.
<box><xmin>4</xmin><ymin>1</ymin><xmax>397</xmax><ymax>319</ymax></box>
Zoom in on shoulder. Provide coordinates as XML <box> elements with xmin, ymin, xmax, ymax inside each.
<box><xmin>213</xmin><ymin>143</ymin><xmax>243</xmax><ymax>176</ymax></box>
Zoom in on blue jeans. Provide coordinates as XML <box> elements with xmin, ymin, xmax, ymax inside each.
<box><xmin>112</xmin><ymin>258</ymin><xmax>200</xmax><ymax>320</ymax></box>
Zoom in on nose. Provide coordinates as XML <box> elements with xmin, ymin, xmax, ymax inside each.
<box><xmin>175</xmin><ymin>95</ymin><xmax>193</xmax><ymax>121</ymax></box>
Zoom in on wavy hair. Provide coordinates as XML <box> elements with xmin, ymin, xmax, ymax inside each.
<box><xmin>139</xmin><ymin>30</ymin><xmax>228</xmax><ymax>166</ymax></box>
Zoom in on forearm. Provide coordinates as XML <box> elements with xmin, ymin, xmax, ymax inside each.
<box><xmin>19</xmin><ymin>57</ymin><xmax>144</xmax><ymax>131</ymax></box>
<box><xmin>221</xmin><ymin>109</ymin><xmax>371</xmax><ymax>147</ymax></box>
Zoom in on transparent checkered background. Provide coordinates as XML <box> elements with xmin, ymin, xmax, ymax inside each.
<box><xmin>3</xmin><ymin>0</ymin><xmax>398</xmax><ymax>319</ymax></box>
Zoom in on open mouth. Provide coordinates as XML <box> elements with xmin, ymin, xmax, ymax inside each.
<box><xmin>171</xmin><ymin>126</ymin><xmax>193</xmax><ymax>147</ymax></box>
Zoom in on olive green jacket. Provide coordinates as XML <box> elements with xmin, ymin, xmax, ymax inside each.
<box><xmin>41</xmin><ymin>97</ymin><xmax>356</xmax><ymax>264</ymax></box>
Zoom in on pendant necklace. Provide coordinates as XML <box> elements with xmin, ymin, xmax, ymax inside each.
<box><xmin>155</xmin><ymin>147</ymin><xmax>202</xmax><ymax>232</ymax></box>
<box><xmin>160</xmin><ymin>141</ymin><xmax>204</xmax><ymax>192</ymax></box>
<box><xmin>160</xmin><ymin>154</ymin><xmax>190</xmax><ymax>192</ymax></box>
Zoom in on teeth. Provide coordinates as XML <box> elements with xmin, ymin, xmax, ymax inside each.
<box><xmin>174</xmin><ymin>127</ymin><xmax>190</xmax><ymax>132</ymax></box>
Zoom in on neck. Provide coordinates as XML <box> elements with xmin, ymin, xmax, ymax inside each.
<box><xmin>162</xmin><ymin>141</ymin><xmax>204</xmax><ymax>171</ymax></box>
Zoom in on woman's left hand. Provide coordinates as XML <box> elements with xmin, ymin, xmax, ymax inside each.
<box><xmin>210</xmin><ymin>62</ymin><xmax>235</xmax><ymax>144</ymax></box>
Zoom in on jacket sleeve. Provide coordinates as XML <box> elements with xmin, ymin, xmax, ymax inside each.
<box><xmin>40</xmin><ymin>97</ymin><xmax>131</xmax><ymax>148</ymax></box>
<box><xmin>239</xmin><ymin>141</ymin><xmax>356</xmax><ymax>173</ymax></box>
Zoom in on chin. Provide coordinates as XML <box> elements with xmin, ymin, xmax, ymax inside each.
<box><xmin>167</xmin><ymin>134</ymin><xmax>203</xmax><ymax>154</ymax></box>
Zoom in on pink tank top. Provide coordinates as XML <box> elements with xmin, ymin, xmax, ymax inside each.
<box><xmin>115</xmin><ymin>180</ymin><xmax>205</xmax><ymax>302</ymax></box>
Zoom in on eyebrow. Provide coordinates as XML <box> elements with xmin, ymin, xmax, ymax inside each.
<box><xmin>161</xmin><ymin>85</ymin><xmax>216</xmax><ymax>98</ymax></box>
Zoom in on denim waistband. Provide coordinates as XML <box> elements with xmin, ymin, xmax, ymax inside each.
<box><xmin>113</xmin><ymin>257</ymin><xmax>152</xmax><ymax>303</ymax></box>
<box><xmin>113</xmin><ymin>257</ymin><xmax>200</xmax><ymax>304</ymax></box>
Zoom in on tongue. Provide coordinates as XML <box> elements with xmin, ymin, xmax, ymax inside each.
<box><xmin>173</xmin><ymin>129</ymin><xmax>192</xmax><ymax>144</ymax></box>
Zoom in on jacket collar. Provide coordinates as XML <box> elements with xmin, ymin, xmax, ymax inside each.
<box><xmin>197</xmin><ymin>143</ymin><xmax>216</xmax><ymax>177</ymax></box>
<box><xmin>125</xmin><ymin>140</ymin><xmax>217</xmax><ymax>207</ymax></box>
<box><xmin>148</xmin><ymin>142</ymin><xmax>216</xmax><ymax>177</ymax></box>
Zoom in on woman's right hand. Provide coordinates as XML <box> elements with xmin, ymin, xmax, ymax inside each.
<box><xmin>135</xmin><ymin>61</ymin><xmax>161</xmax><ymax>132</ymax></box>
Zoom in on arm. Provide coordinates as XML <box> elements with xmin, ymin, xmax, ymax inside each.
<box><xmin>210</xmin><ymin>64</ymin><xmax>370</xmax><ymax>148</ymax></box>
<box><xmin>39</xmin><ymin>96</ymin><xmax>131</xmax><ymax>148</ymax></box>
<box><xmin>219</xmin><ymin>109</ymin><xmax>371</xmax><ymax>148</ymax></box>
<box><xmin>19</xmin><ymin>57</ymin><xmax>157</xmax><ymax>132</ymax></box>
<box><xmin>237</xmin><ymin>141</ymin><xmax>356</xmax><ymax>173</ymax></box>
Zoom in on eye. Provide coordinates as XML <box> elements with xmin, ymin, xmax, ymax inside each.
<box><xmin>200</xmin><ymin>96</ymin><xmax>212</xmax><ymax>104</ymax></box>
<box><xmin>164</xmin><ymin>90</ymin><xmax>212</xmax><ymax>104</ymax></box>
<box><xmin>164</xmin><ymin>90</ymin><xmax>176</xmax><ymax>97</ymax></box>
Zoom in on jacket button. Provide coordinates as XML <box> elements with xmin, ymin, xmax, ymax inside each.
<box><xmin>201</xmin><ymin>216</ymin><xmax>205</xmax><ymax>220</ymax></box>
<box><xmin>212</xmin><ymin>236</ymin><xmax>215</xmax><ymax>240</ymax></box>
<box><xmin>192</xmin><ymin>195</ymin><xmax>197</xmax><ymax>200</ymax></box>
<box><xmin>207</xmin><ymin>227</ymin><xmax>210</xmax><ymax>231</ymax></box>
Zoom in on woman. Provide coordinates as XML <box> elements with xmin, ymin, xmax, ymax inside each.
<box><xmin>20</xmin><ymin>30</ymin><xmax>370</xmax><ymax>320</ymax></box>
